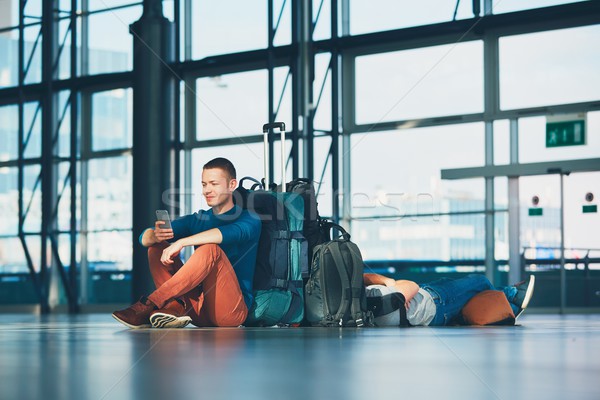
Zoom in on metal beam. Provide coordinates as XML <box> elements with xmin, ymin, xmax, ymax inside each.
<box><xmin>40</xmin><ymin>0</ymin><xmax>59</xmax><ymax>312</ymax></box>
<box><xmin>130</xmin><ymin>0</ymin><xmax>176</xmax><ymax>301</ymax></box>
<box><xmin>507</xmin><ymin>119</ymin><xmax>521</xmax><ymax>285</ymax></box>
<box><xmin>313</xmin><ymin>2</ymin><xmax>600</xmax><ymax>56</ymax></box>
<box><xmin>442</xmin><ymin>158</ymin><xmax>600</xmax><ymax>180</ymax></box>
<box><xmin>330</xmin><ymin>0</ymin><xmax>340</xmax><ymax>222</ymax></box>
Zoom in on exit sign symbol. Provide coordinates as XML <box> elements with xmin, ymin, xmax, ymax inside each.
<box><xmin>546</xmin><ymin>114</ymin><xmax>586</xmax><ymax>148</ymax></box>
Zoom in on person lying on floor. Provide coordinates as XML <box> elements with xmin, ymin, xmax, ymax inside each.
<box><xmin>363</xmin><ymin>273</ymin><xmax>536</xmax><ymax>326</ymax></box>
<box><xmin>113</xmin><ymin>157</ymin><xmax>261</xmax><ymax>329</ymax></box>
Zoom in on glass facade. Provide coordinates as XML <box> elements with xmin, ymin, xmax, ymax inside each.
<box><xmin>0</xmin><ymin>0</ymin><xmax>598</xmax><ymax>309</ymax></box>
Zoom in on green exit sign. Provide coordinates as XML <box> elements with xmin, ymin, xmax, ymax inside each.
<box><xmin>546</xmin><ymin>113</ymin><xmax>586</xmax><ymax>148</ymax></box>
<box><xmin>529</xmin><ymin>207</ymin><xmax>543</xmax><ymax>216</ymax></box>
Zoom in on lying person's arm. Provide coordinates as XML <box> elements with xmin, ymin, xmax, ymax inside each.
<box><xmin>363</xmin><ymin>273</ymin><xmax>420</xmax><ymax>309</ymax></box>
<box><xmin>363</xmin><ymin>273</ymin><xmax>396</xmax><ymax>287</ymax></box>
<box><xmin>392</xmin><ymin>280</ymin><xmax>420</xmax><ymax>308</ymax></box>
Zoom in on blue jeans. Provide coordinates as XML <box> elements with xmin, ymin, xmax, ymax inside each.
<box><xmin>420</xmin><ymin>274</ymin><xmax>518</xmax><ymax>326</ymax></box>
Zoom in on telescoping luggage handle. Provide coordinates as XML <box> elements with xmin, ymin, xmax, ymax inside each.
<box><xmin>262</xmin><ymin>122</ymin><xmax>286</xmax><ymax>193</ymax></box>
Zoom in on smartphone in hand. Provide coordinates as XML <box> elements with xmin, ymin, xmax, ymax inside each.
<box><xmin>155</xmin><ymin>210</ymin><xmax>172</xmax><ymax>229</ymax></box>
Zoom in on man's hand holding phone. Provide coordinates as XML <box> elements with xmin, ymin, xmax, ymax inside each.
<box><xmin>154</xmin><ymin>210</ymin><xmax>174</xmax><ymax>243</ymax></box>
<box><xmin>154</xmin><ymin>220</ymin><xmax>174</xmax><ymax>243</ymax></box>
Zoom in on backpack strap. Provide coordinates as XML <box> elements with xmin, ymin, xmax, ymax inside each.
<box><xmin>271</xmin><ymin>230</ymin><xmax>308</xmax><ymax>279</ymax></box>
<box><xmin>367</xmin><ymin>292</ymin><xmax>410</xmax><ymax>327</ymax></box>
<box><xmin>239</xmin><ymin>176</ymin><xmax>264</xmax><ymax>190</ymax></box>
<box><xmin>269</xmin><ymin>229</ymin><xmax>307</xmax><ymax>325</ymax></box>
<box><xmin>347</xmin><ymin>242</ymin><xmax>369</xmax><ymax>327</ymax></box>
<box><xmin>321</xmin><ymin>221</ymin><xmax>351</xmax><ymax>241</ymax></box>
<box><xmin>279</xmin><ymin>280</ymin><xmax>303</xmax><ymax>324</ymax></box>
<box><xmin>327</xmin><ymin>243</ymin><xmax>353</xmax><ymax>325</ymax></box>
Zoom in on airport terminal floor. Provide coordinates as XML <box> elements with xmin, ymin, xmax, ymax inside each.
<box><xmin>1</xmin><ymin>313</ymin><xmax>599</xmax><ymax>400</ymax></box>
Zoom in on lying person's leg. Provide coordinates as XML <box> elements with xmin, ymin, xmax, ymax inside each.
<box><xmin>497</xmin><ymin>275</ymin><xmax>536</xmax><ymax>318</ymax></box>
<box><xmin>421</xmin><ymin>274</ymin><xmax>495</xmax><ymax>326</ymax></box>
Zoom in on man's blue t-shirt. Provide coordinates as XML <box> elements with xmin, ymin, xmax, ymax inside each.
<box><xmin>143</xmin><ymin>205</ymin><xmax>261</xmax><ymax>309</ymax></box>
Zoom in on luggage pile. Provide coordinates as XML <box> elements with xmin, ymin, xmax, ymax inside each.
<box><xmin>236</xmin><ymin>122</ymin><xmax>374</xmax><ymax>327</ymax></box>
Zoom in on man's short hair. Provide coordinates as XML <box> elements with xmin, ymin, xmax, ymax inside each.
<box><xmin>203</xmin><ymin>157</ymin><xmax>237</xmax><ymax>180</ymax></box>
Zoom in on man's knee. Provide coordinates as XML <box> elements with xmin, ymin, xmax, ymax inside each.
<box><xmin>148</xmin><ymin>243</ymin><xmax>166</xmax><ymax>260</ymax></box>
<box><xmin>193</xmin><ymin>243</ymin><xmax>220</xmax><ymax>256</ymax></box>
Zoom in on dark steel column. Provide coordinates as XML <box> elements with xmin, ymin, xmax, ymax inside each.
<box><xmin>331</xmin><ymin>0</ymin><xmax>340</xmax><ymax>223</ymax></box>
<box><xmin>130</xmin><ymin>0</ymin><xmax>175</xmax><ymax>300</ymax></box>
<box><xmin>40</xmin><ymin>0</ymin><xmax>58</xmax><ymax>312</ymax></box>
<box><xmin>291</xmin><ymin>0</ymin><xmax>314</xmax><ymax>180</ymax></box>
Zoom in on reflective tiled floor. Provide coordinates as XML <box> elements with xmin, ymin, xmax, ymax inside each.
<box><xmin>0</xmin><ymin>314</ymin><xmax>599</xmax><ymax>400</ymax></box>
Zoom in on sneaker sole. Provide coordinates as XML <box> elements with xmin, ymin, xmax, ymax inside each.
<box><xmin>150</xmin><ymin>312</ymin><xmax>192</xmax><ymax>328</ymax></box>
<box><xmin>515</xmin><ymin>275</ymin><xmax>536</xmax><ymax>319</ymax></box>
<box><xmin>112</xmin><ymin>313</ymin><xmax>151</xmax><ymax>329</ymax></box>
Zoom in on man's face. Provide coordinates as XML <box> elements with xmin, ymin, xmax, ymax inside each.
<box><xmin>201</xmin><ymin>168</ymin><xmax>236</xmax><ymax>208</ymax></box>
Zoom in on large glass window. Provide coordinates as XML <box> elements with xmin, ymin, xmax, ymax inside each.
<box><xmin>87</xmin><ymin>156</ymin><xmax>132</xmax><ymax>231</ymax></box>
<box><xmin>85</xmin><ymin>155</ymin><xmax>132</xmax><ymax>303</ymax></box>
<box><xmin>57</xmin><ymin>91</ymin><xmax>74</xmax><ymax>158</ymax></box>
<box><xmin>23</xmin><ymin>102</ymin><xmax>42</xmax><ymax>159</ymax></box>
<box><xmin>518</xmin><ymin>112</ymin><xmax>600</xmax><ymax>163</ymax></box>
<box><xmin>23</xmin><ymin>24</ymin><xmax>42</xmax><ymax>85</ymax></box>
<box><xmin>349</xmin><ymin>0</ymin><xmax>474</xmax><ymax>36</ymax></box>
<box><xmin>91</xmin><ymin>88</ymin><xmax>133</xmax><ymax>151</ymax></box>
<box><xmin>86</xmin><ymin>5</ymin><xmax>142</xmax><ymax>75</ymax></box>
<box><xmin>499</xmin><ymin>25</ymin><xmax>600</xmax><ymax>110</ymax></box>
<box><xmin>0</xmin><ymin>238</ymin><xmax>27</xmax><ymax>274</ymax></box>
<box><xmin>355</xmin><ymin>41</ymin><xmax>484</xmax><ymax>124</ymax></box>
<box><xmin>564</xmin><ymin>172</ymin><xmax>600</xmax><ymax>252</ymax></box>
<box><xmin>192</xmin><ymin>1</ymin><xmax>268</xmax><ymax>59</ymax></box>
<box><xmin>22</xmin><ymin>165</ymin><xmax>42</xmax><ymax>233</ymax></box>
<box><xmin>350</xmin><ymin>123</ymin><xmax>486</xmax><ymax>260</ymax></box>
<box><xmin>0</xmin><ymin>28</ymin><xmax>19</xmax><ymax>88</ymax></box>
<box><xmin>313</xmin><ymin>53</ymin><xmax>332</xmax><ymax>132</ymax></box>
<box><xmin>0</xmin><ymin>167</ymin><xmax>18</xmax><ymax>236</ymax></box>
<box><xmin>313</xmin><ymin>136</ymin><xmax>333</xmax><ymax>218</ymax></box>
<box><xmin>0</xmin><ymin>105</ymin><xmax>18</xmax><ymax>161</ymax></box>
<box><xmin>196</xmin><ymin>70</ymin><xmax>268</xmax><ymax>140</ymax></box>
<box><xmin>88</xmin><ymin>0</ymin><xmax>139</xmax><ymax>11</ymax></box>
<box><xmin>494</xmin><ymin>0</ymin><xmax>589</xmax><ymax>14</ymax></box>
<box><xmin>0</xmin><ymin>0</ymin><xmax>20</xmax><ymax>29</ymax></box>
<box><xmin>56</xmin><ymin>161</ymin><xmax>81</xmax><ymax>232</ymax></box>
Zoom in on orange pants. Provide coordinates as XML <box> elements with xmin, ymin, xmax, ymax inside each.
<box><xmin>147</xmin><ymin>243</ymin><xmax>248</xmax><ymax>327</ymax></box>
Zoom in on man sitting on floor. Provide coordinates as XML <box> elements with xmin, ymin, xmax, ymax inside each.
<box><xmin>364</xmin><ymin>273</ymin><xmax>536</xmax><ymax>326</ymax></box>
<box><xmin>113</xmin><ymin>157</ymin><xmax>261</xmax><ymax>329</ymax></box>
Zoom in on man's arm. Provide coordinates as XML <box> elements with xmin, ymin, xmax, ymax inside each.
<box><xmin>160</xmin><ymin>228</ymin><xmax>223</xmax><ymax>265</ymax></box>
<box><xmin>178</xmin><ymin>228</ymin><xmax>223</xmax><ymax>247</ymax></box>
<box><xmin>140</xmin><ymin>221</ymin><xmax>174</xmax><ymax>247</ymax></box>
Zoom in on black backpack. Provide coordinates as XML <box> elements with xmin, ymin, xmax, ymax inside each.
<box><xmin>304</xmin><ymin>222</ymin><xmax>374</xmax><ymax>327</ymax></box>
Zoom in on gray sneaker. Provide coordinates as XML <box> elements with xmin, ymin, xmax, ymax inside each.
<box><xmin>512</xmin><ymin>275</ymin><xmax>536</xmax><ymax>319</ymax></box>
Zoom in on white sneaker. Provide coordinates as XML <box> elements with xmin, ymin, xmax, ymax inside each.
<box><xmin>513</xmin><ymin>275</ymin><xmax>536</xmax><ymax>319</ymax></box>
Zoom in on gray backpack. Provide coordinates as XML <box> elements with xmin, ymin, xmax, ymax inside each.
<box><xmin>304</xmin><ymin>222</ymin><xmax>373</xmax><ymax>327</ymax></box>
